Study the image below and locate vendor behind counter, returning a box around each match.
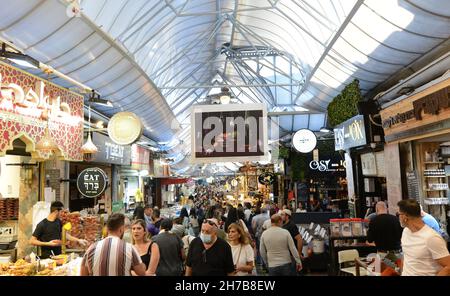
[29,201,87,259]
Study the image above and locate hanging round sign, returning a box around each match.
[77,167,108,198]
[258,172,275,185]
[108,112,143,145]
[231,179,238,187]
[292,129,317,153]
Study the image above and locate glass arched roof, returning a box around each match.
[1,0,450,175]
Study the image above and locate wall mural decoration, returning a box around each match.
[0,62,83,161]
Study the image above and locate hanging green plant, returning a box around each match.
[290,150,307,181]
[279,146,290,159]
[327,79,362,127]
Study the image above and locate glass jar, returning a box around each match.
[351,218,363,236]
[330,219,341,237]
[340,219,352,237]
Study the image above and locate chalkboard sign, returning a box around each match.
[77,167,108,198]
[258,172,275,185]
[406,171,420,200]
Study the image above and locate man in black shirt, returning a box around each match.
[185,218,235,276]
[153,219,185,276]
[367,202,403,253]
[30,201,87,258]
[280,209,303,259]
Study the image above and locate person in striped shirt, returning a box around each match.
[80,213,146,276]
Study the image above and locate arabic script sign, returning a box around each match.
[0,62,83,160]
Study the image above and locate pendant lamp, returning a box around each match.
[35,126,58,153]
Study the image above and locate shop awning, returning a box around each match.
[159,178,188,185]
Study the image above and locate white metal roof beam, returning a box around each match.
[119,2,168,42]
[294,0,365,105]
[150,19,225,79]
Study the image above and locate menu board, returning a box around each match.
[376,152,385,177]
[385,143,402,215]
[406,171,420,201]
[361,153,377,176]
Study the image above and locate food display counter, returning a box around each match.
[0,255,83,276]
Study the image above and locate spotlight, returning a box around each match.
[88,90,113,107]
[1,43,40,69]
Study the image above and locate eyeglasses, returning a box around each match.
[203,220,217,227]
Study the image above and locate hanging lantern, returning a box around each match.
[81,133,98,161]
[35,127,58,154]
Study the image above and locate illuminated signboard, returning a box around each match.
[334,115,367,151]
[191,103,268,163]
[0,62,83,161]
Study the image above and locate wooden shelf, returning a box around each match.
[425,189,448,191]
[424,162,445,164]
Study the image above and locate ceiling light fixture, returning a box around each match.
[81,104,98,161]
[88,90,113,107]
[320,127,331,133]
[219,87,231,104]
[35,126,58,153]
[0,43,40,69]
[95,121,104,129]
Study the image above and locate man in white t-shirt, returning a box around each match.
[397,199,450,276]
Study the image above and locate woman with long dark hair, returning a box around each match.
[225,207,238,232]
[133,206,146,221]
[185,208,198,237]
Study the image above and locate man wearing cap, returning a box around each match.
[185,218,235,276]
[280,209,303,261]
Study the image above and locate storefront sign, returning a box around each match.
[191,103,268,163]
[91,133,131,165]
[292,129,317,153]
[0,62,83,160]
[108,112,143,145]
[334,115,367,151]
[381,79,450,142]
[77,167,108,198]
[131,144,151,172]
[309,159,346,172]
[258,172,275,185]
[382,86,450,129]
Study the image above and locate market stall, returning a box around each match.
[380,72,450,238]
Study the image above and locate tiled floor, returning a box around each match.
[254,263,328,276]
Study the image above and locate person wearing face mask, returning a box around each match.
[80,213,146,276]
[398,199,450,276]
[185,218,235,276]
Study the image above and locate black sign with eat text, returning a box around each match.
[77,167,108,198]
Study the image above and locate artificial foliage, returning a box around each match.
[327,79,363,127]
[278,146,290,159]
[290,150,307,181]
